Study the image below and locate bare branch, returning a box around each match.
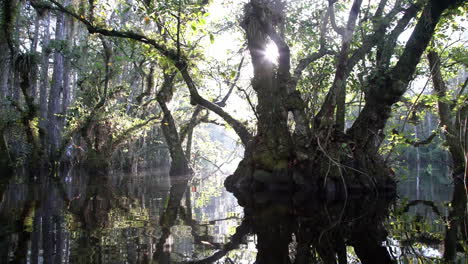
[216,56,245,107]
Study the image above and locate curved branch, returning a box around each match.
[377,2,421,67]
[327,0,345,36]
[402,200,441,216]
[178,65,252,146]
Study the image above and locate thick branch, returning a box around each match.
[249,1,290,81]
[409,131,438,147]
[347,1,418,71]
[184,105,203,162]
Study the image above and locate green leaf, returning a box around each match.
[209,33,215,44]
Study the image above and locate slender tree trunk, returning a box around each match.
[0,50,10,99]
[61,17,75,128]
[40,13,51,129]
[30,14,41,100]
[47,12,65,158]
[427,51,465,174]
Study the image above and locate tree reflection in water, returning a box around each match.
[0,168,466,263]
[230,189,394,264]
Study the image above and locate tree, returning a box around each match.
[227,0,466,201]
[1,0,466,193]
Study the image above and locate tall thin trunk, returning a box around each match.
[12,12,21,103]
[40,13,51,129]
[0,51,10,99]
[30,14,41,100]
[47,12,65,157]
[61,17,75,128]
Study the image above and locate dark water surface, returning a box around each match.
[0,167,466,263]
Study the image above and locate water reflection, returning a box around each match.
[0,168,466,263]
[234,191,394,264]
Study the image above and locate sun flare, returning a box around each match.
[263,41,279,64]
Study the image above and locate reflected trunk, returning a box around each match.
[443,179,468,261]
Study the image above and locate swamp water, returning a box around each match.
[0,166,466,264]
